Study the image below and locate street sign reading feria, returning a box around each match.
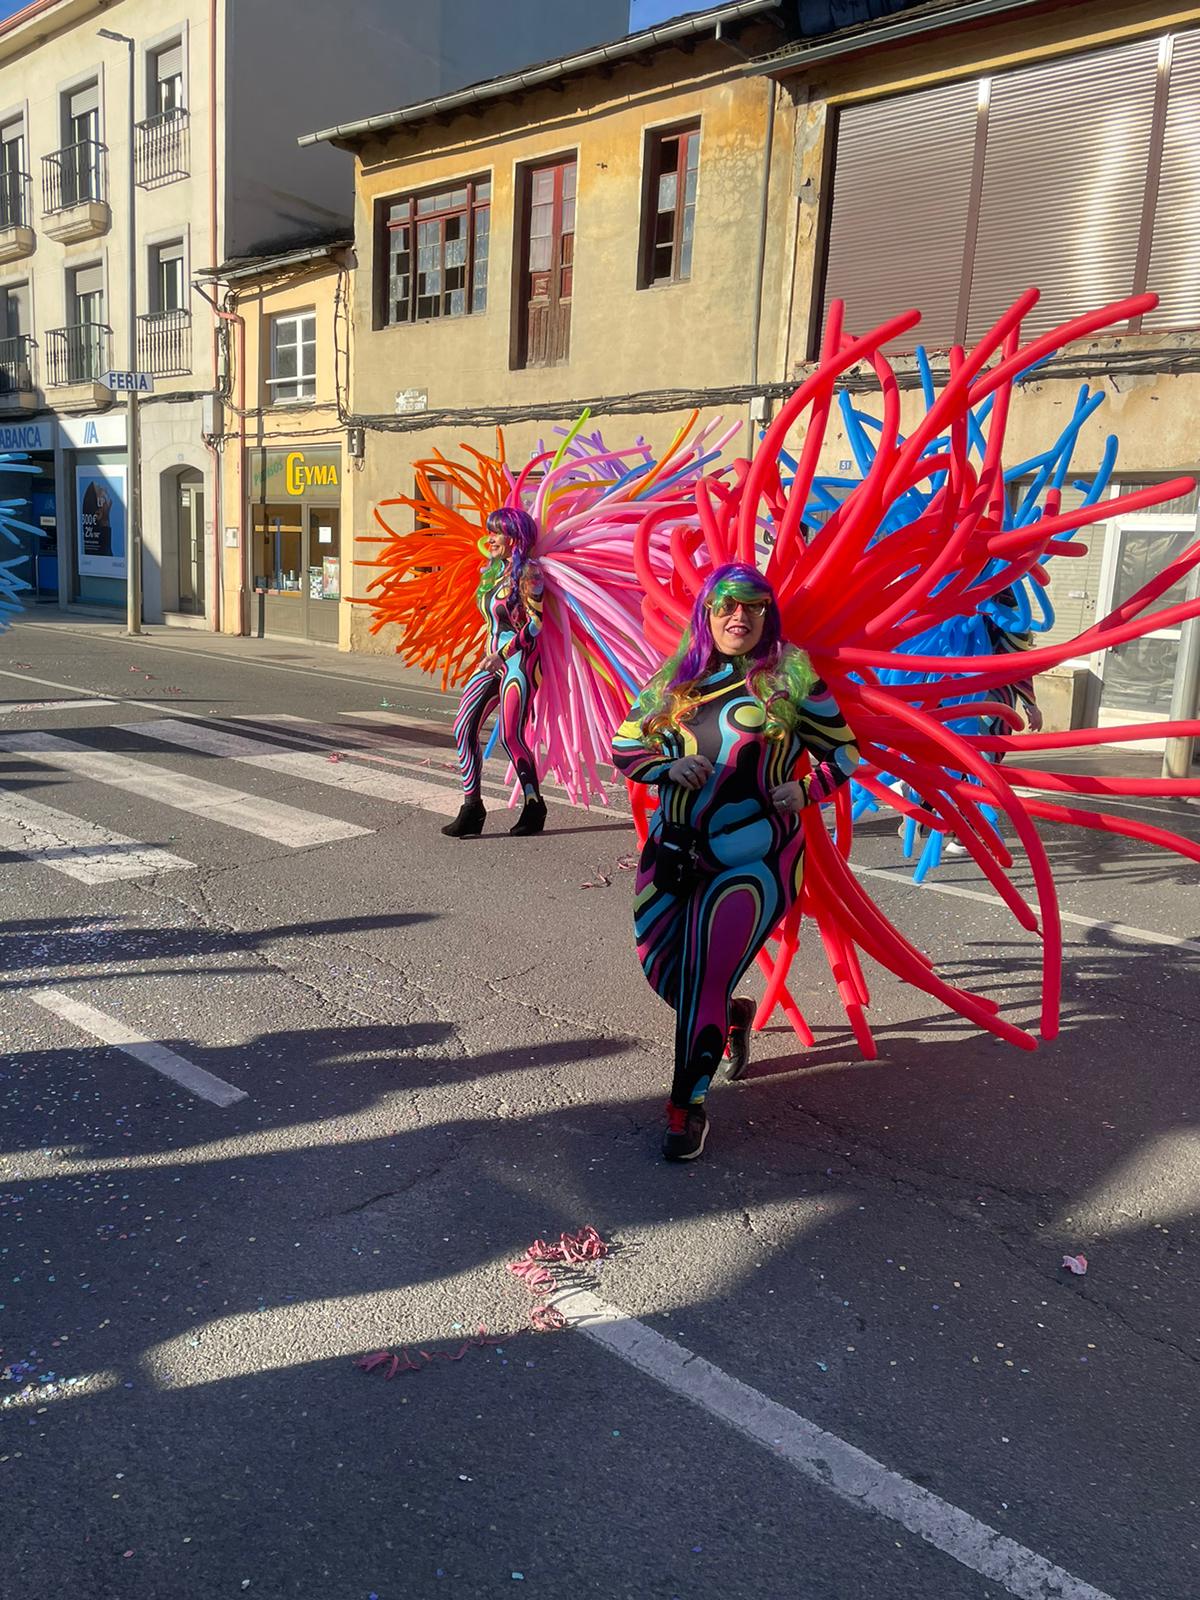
[103,370,155,394]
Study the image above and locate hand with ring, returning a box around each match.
[770,780,806,815]
[667,754,714,791]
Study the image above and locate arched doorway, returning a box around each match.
[175,468,205,615]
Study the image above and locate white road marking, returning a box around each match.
[0,667,118,698]
[0,697,113,716]
[554,1285,1117,1600]
[855,864,1200,956]
[118,717,467,817]
[0,790,193,883]
[30,990,247,1107]
[0,728,369,847]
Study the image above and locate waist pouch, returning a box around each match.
[652,808,775,895]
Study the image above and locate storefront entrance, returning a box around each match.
[248,447,342,644]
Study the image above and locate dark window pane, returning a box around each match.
[652,244,673,282]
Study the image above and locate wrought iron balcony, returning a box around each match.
[42,138,106,212]
[0,168,31,230]
[45,322,111,387]
[138,308,192,376]
[0,333,35,395]
[136,107,189,188]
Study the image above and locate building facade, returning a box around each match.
[309,0,1198,743]
[0,0,629,631]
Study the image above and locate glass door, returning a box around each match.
[177,472,205,615]
[1094,506,1199,729]
[305,507,340,644]
[253,502,305,637]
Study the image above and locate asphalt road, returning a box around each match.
[2,615,1198,1600]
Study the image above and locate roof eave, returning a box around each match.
[746,0,1050,76]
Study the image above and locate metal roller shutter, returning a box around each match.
[966,38,1160,344]
[1143,29,1200,330]
[820,78,979,354]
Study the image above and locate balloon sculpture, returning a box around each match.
[0,452,38,631]
[361,410,740,802]
[632,290,1200,1057]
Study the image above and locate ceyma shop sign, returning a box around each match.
[249,446,341,504]
[0,421,53,452]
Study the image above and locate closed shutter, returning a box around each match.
[69,82,99,120]
[967,38,1159,343]
[155,43,184,82]
[1143,29,1200,330]
[820,78,978,354]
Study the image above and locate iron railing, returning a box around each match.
[138,308,191,376]
[45,322,110,386]
[135,107,189,187]
[42,138,106,213]
[0,334,35,394]
[0,169,31,230]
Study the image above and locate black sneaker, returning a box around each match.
[662,1101,708,1162]
[724,997,756,1080]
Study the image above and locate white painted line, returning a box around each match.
[338,708,455,732]
[0,728,369,848]
[30,990,248,1107]
[555,1286,1116,1600]
[0,790,193,883]
[0,697,113,716]
[854,864,1200,956]
[119,717,466,817]
[0,666,117,698]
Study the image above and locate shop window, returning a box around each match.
[514,156,575,369]
[639,122,699,287]
[268,310,316,402]
[817,28,1200,352]
[378,177,490,327]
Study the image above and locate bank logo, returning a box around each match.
[84,421,99,445]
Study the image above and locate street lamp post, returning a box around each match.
[99,27,142,636]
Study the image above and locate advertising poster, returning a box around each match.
[76,465,127,579]
[322,557,340,600]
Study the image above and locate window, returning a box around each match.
[0,118,26,228]
[0,280,28,341]
[515,157,575,369]
[379,177,490,326]
[151,239,185,312]
[61,81,101,205]
[69,261,103,327]
[66,262,105,382]
[413,473,460,573]
[818,28,1200,352]
[269,311,316,402]
[149,40,185,115]
[640,123,699,286]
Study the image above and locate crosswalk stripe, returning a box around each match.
[117,717,467,817]
[30,990,248,1107]
[0,698,114,717]
[0,790,193,883]
[0,729,369,848]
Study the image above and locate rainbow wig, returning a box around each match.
[640,563,815,743]
[477,505,539,611]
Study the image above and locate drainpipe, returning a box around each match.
[207,0,223,632]
[747,75,777,392]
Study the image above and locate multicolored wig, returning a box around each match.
[640,563,815,743]
[477,505,539,611]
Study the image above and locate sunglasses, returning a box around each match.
[708,596,769,618]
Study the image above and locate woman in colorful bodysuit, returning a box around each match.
[442,507,547,839]
[612,565,859,1161]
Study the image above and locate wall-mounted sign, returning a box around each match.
[61,414,127,450]
[103,369,155,394]
[395,388,427,415]
[0,421,53,452]
[76,464,127,579]
[248,446,341,504]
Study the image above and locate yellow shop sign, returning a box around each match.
[249,446,341,504]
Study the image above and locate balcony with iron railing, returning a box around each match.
[0,169,34,262]
[136,106,189,187]
[138,308,192,376]
[42,139,109,242]
[46,322,111,389]
[0,334,36,406]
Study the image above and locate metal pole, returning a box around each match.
[125,37,142,636]
[1163,504,1200,780]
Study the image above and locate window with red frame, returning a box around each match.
[379,177,490,326]
[640,123,699,287]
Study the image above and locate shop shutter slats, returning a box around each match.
[1143,30,1200,330]
[820,78,978,354]
[967,39,1159,343]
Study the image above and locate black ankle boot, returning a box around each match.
[509,796,547,836]
[442,799,486,838]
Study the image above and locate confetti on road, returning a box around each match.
[1062,1254,1088,1276]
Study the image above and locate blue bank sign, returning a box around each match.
[0,422,53,453]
